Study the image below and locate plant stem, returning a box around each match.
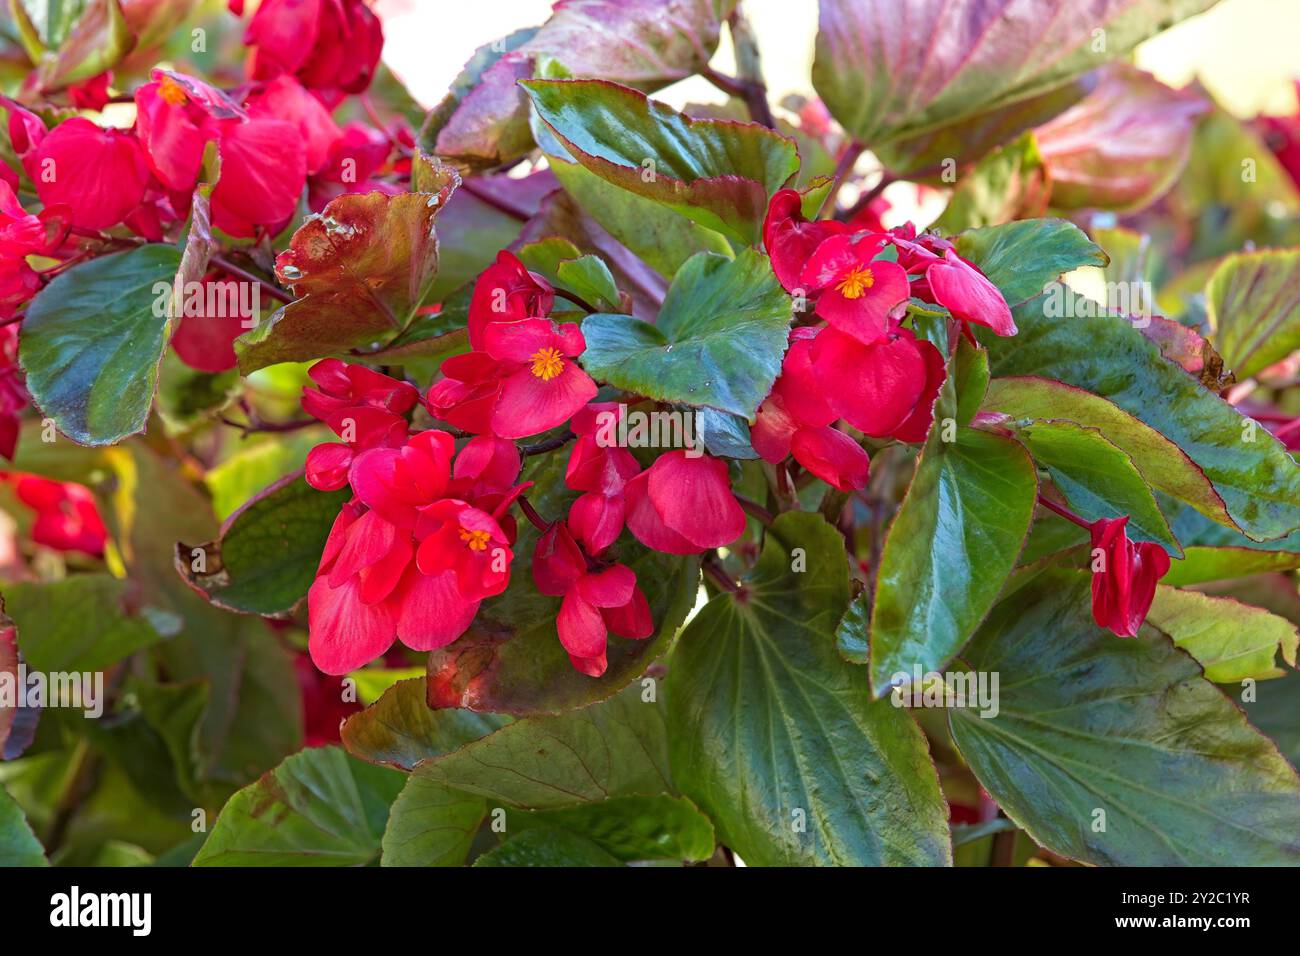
[210,255,294,305]
[819,140,866,218]
[735,494,774,526]
[1036,493,1091,529]
[702,555,742,595]
[516,495,550,532]
[726,5,775,129]
[553,288,598,313]
[521,431,576,457]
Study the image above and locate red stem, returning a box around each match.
[516,495,550,533]
[1036,494,1091,529]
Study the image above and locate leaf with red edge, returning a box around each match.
[422,0,735,172]
[812,0,1218,150]
[522,78,800,246]
[1035,64,1209,212]
[1205,248,1300,381]
[234,153,460,373]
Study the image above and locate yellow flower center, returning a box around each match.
[159,76,188,106]
[529,347,565,381]
[835,265,875,299]
[459,527,491,551]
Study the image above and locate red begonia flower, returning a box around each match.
[451,434,522,496]
[134,74,218,193]
[425,351,508,435]
[414,498,513,601]
[245,75,341,176]
[0,327,26,460]
[752,391,870,492]
[31,118,151,230]
[480,318,597,439]
[1088,515,1171,638]
[301,359,418,490]
[533,522,653,677]
[10,475,107,556]
[209,114,307,236]
[926,250,1017,337]
[468,250,555,349]
[350,428,455,529]
[293,652,362,746]
[799,234,909,344]
[762,188,847,293]
[625,451,745,555]
[565,402,641,552]
[171,278,257,373]
[810,326,945,439]
[245,0,384,96]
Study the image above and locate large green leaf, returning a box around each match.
[667,511,952,866]
[950,569,1300,865]
[176,473,348,616]
[1015,419,1178,552]
[19,244,181,446]
[425,453,698,716]
[340,678,509,772]
[4,574,175,673]
[868,426,1038,696]
[235,154,460,373]
[503,794,715,863]
[580,249,792,420]
[521,78,799,245]
[0,785,46,866]
[982,376,1236,532]
[953,218,1107,307]
[380,777,486,867]
[1205,248,1300,380]
[192,746,405,866]
[981,291,1300,541]
[812,0,1219,149]
[412,683,671,810]
[1144,586,1297,683]
[473,827,622,867]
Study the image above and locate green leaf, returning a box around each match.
[192,746,405,866]
[869,426,1038,696]
[983,376,1235,533]
[380,778,486,867]
[522,78,799,245]
[1015,420,1179,553]
[954,218,1107,307]
[473,827,622,867]
[426,453,698,716]
[1162,547,1300,587]
[667,511,952,866]
[204,429,325,520]
[952,336,989,427]
[580,249,792,419]
[340,678,509,772]
[5,574,174,672]
[932,133,1049,233]
[235,154,460,373]
[982,292,1300,541]
[504,794,715,863]
[950,569,1300,866]
[19,244,181,446]
[413,683,672,810]
[176,474,349,616]
[813,0,1217,149]
[0,785,47,866]
[542,142,732,279]
[1205,248,1300,380]
[1144,586,1297,683]
[1239,670,1300,768]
